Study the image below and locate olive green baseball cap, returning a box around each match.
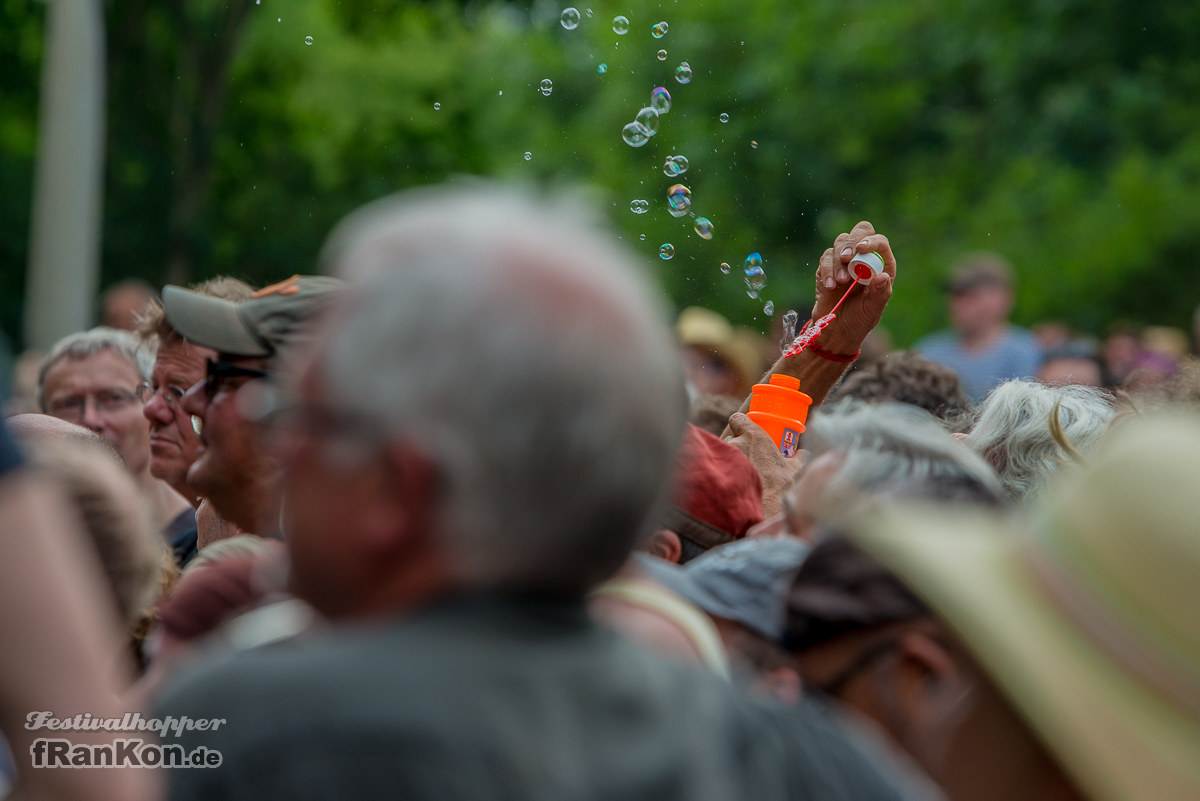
[162,275,343,358]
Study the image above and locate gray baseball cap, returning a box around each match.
[162,275,344,358]
[635,536,810,641]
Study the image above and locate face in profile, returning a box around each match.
[143,339,215,491]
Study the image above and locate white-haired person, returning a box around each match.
[38,327,193,541]
[964,378,1117,503]
[750,399,1005,541]
[154,183,935,801]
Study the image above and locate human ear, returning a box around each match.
[644,529,683,564]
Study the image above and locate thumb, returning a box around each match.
[727,412,750,436]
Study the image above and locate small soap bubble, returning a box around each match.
[649,87,672,114]
[621,121,652,147]
[630,199,649,214]
[744,254,767,295]
[539,79,553,96]
[639,234,646,240]
[433,102,441,110]
[657,49,667,61]
[634,106,660,135]
[763,301,775,316]
[612,15,630,34]
[672,154,688,174]
[597,62,608,74]
[675,61,693,84]
[585,8,593,17]
[524,151,532,161]
[719,262,731,275]
[651,21,669,38]
[667,184,692,217]
[693,217,714,240]
[659,243,675,260]
[719,112,729,123]
[560,7,580,29]
[750,140,758,149]
[663,157,680,177]
[304,35,314,45]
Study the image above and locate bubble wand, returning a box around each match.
[781,252,881,358]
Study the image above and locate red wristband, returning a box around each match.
[808,341,860,363]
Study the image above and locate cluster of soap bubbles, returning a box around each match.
[651,21,669,38]
[743,253,767,299]
[539,79,553,96]
[621,87,672,148]
[666,184,692,218]
[662,154,689,176]
[629,199,650,214]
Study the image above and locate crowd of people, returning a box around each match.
[1,181,1197,801]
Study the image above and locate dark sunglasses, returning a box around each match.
[204,359,269,399]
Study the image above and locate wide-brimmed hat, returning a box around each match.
[162,275,343,358]
[849,414,1200,801]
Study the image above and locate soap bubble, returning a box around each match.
[675,61,693,84]
[629,199,649,214]
[763,301,775,316]
[657,49,667,61]
[651,21,669,38]
[780,310,799,350]
[750,140,758,149]
[639,234,646,240]
[585,8,593,17]
[666,154,689,175]
[744,253,767,296]
[666,184,691,217]
[612,15,630,34]
[659,243,675,260]
[719,112,729,123]
[693,217,714,240]
[719,262,731,275]
[524,152,532,161]
[597,62,608,74]
[560,7,580,29]
[621,122,652,147]
[304,35,314,45]
[649,87,671,114]
[433,102,441,110]
[539,79,553,96]
[634,106,660,135]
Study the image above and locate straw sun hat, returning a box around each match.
[849,414,1200,801]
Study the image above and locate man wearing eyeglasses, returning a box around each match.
[136,277,254,564]
[160,275,343,538]
[37,327,193,543]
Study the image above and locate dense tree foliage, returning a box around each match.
[5,0,1200,348]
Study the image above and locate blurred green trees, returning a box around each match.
[4,0,1200,347]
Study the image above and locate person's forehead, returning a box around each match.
[44,350,141,393]
[153,340,214,381]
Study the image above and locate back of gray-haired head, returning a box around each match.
[316,182,687,596]
[38,327,154,410]
[965,379,1117,502]
[806,400,1003,507]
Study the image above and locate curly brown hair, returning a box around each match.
[836,351,972,432]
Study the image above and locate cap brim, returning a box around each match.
[851,505,1200,801]
[162,286,269,357]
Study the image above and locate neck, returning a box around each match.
[137,470,192,532]
[961,322,1006,350]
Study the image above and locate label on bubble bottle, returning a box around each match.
[780,428,801,458]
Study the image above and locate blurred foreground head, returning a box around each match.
[282,182,686,615]
[845,413,1200,801]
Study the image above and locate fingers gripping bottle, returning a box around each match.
[746,374,813,457]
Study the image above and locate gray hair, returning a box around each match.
[806,400,1004,507]
[315,182,687,595]
[38,327,155,410]
[965,379,1117,502]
